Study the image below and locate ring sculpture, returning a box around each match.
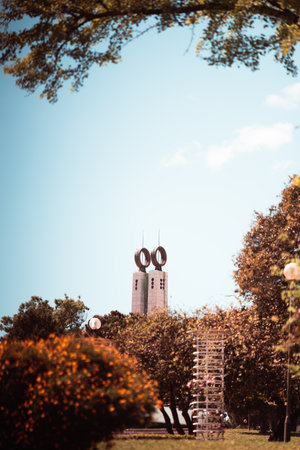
[134,248,151,272]
[135,246,167,271]
[151,246,167,271]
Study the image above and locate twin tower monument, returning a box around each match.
[131,246,168,315]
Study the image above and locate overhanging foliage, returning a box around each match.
[0,1,299,101]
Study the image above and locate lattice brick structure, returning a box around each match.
[189,329,227,440]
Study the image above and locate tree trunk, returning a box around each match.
[291,406,300,431]
[269,417,285,442]
[169,388,185,435]
[160,405,174,434]
[259,416,268,434]
[181,407,193,435]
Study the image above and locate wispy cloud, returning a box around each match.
[265,82,300,109]
[272,160,295,173]
[205,123,294,169]
[163,123,294,171]
[163,148,189,167]
[162,142,202,167]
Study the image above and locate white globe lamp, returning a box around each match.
[283,262,300,281]
[88,317,101,330]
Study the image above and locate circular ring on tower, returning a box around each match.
[135,248,151,272]
[151,246,167,271]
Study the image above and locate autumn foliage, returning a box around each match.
[0,335,159,449]
[0,1,299,101]
[94,304,300,433]
[192,304,300,430]
[234,175,300,319]
[117,311,194,435]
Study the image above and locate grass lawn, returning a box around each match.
[97,429,300,449]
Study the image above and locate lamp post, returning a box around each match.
[283,262,300,443]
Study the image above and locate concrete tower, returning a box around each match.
[147,246,168,314]
[131,248,150,314]
[132,245,168,315]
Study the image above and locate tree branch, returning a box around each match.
[60,2,299,27]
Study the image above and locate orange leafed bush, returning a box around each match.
[0,335,159,449]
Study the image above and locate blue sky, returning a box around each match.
[0,25,299,321]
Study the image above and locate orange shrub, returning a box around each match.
[0,335,159,449]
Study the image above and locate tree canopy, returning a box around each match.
[281,277,300,380]
[1,1,300,101]
[117,311,194,434]
[82,302,300,434]
[193,304,300,432]
[97,307,299,434]
[234,175,300,319]
[0,295,89,340]
[86,310,134,340]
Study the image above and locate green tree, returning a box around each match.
[1,1,299,102]
[117,311,194,435]
[234,175,300,319]
[0,295,89,340]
